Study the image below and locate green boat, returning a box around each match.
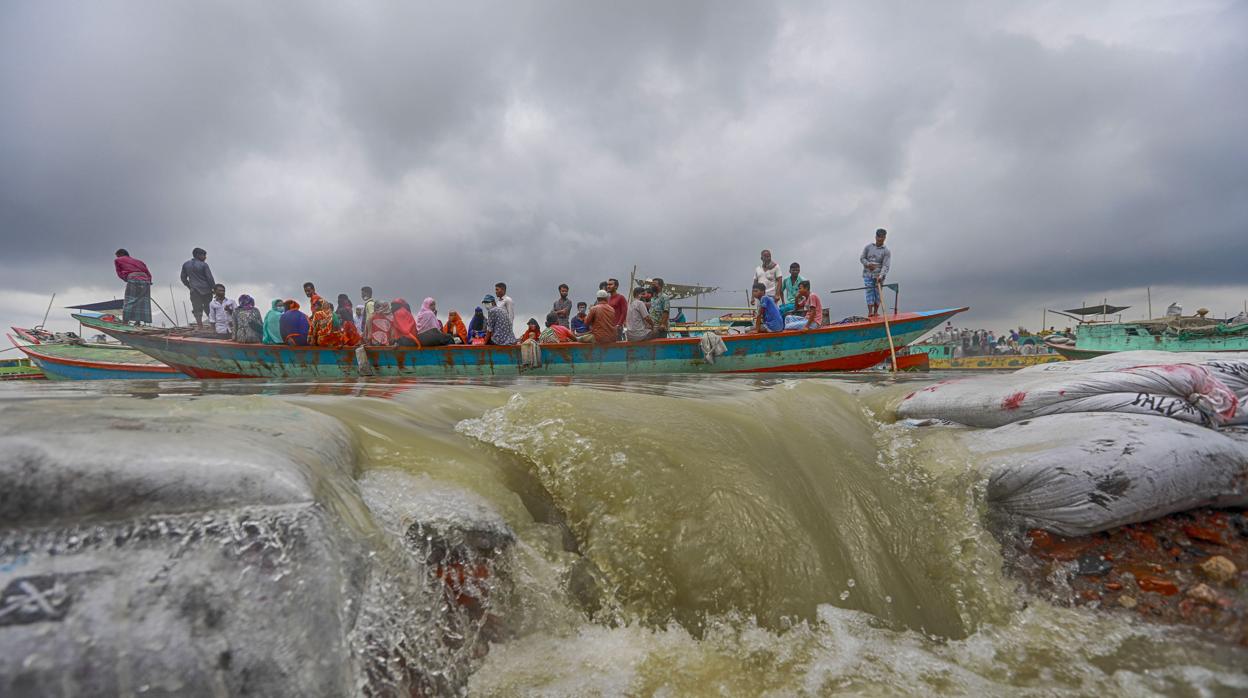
[1044,314,1248,359]
[0,356,45,381]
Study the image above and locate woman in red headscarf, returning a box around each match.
[391,298,421,347]
[309,299,344,348]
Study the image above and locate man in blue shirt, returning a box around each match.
[751,283,784,333]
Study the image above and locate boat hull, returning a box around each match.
[9,334,183,381]
[78,309,968,379]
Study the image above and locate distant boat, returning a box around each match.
[77,307,968,379]
[8,330,183,381]
[908,342,1064,370]
[0,356,45,381]
[1043,312,1248,359]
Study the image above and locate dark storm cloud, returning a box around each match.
[1,0,1245,332]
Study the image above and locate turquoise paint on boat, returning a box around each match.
[1046,319,1248,359]
[77,309,968,379]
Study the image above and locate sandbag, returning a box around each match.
[970,413,1248,537]
[896,363,1240,428]
[1017,350,1248,396]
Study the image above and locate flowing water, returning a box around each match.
[2,375,1245,696]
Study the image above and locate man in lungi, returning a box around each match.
[859,228,890,317]
[114,248,153,325]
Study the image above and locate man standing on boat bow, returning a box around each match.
[860,228,890,317]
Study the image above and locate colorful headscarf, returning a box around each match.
[238,294,255,309]
[468,306,486,335]
[391,298,419,343]
[285,299,300,311]
[416,297,439,334]
[445,311,467,344]
[309,300,339,347]
[263,299,284,344]
[337,294,354,326]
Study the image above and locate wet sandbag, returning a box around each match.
[896,363,1239,428]
[1017,350,1248,397]
[0,397,374,697]
[971,413,1248,537]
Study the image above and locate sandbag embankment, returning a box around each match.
[0,397,374,697]
[966,413,1248,536]
[891,353,1248,537]
[897,355,1245,428]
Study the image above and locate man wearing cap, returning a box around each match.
[481,295,516,346]
[583,290,617,344]
[860,228,890,317]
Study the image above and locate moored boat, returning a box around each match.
[909,343,1064,370]
[1044,314,1248,359]
[0,356,45,381]
[8,333,184,381]
[78,308,968,379]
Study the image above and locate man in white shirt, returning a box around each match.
[625,286,655,341]
[494,282,515,323]
[752,249,783,306]
[206,284,237,337]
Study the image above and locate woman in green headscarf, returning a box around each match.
[263,298,285,344]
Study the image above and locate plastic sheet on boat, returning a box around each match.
[970,413,1248,537]
[896,362,1240,428]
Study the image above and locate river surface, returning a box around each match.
[2,374,1245,696]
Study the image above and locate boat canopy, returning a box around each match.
[1063,304,1129,315]
[65,299,124,311]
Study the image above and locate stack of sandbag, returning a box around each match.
[965,413,1248,536]
[897,354,1245,428]
[893,352,1248,536]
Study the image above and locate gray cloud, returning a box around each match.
[2,0,1245,334]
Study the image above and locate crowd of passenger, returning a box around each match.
[112,242,847,349]
[927,323,1067,357]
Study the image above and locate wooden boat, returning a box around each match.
[77,307,968,379]
[7,333,184,381]
[0,356,45,381]
[908,342,1064,370]
[1043,315,1248,360]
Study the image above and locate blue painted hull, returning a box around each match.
[27,357,175,381]
[78,308,968,379]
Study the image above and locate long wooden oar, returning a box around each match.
[878,278,897,372]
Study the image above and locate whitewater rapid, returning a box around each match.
[1,376,1244,696]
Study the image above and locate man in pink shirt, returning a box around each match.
[797,280,822,329]
[605,278,629,340]
[114,248,153,325]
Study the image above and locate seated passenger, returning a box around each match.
[581,291,617,344]
[280,300,310,346]
[392,298,421,347]
[366,301,394,346]
[415,297,455,346]
[263,298,285,344]
[482,296,517,346]
[570,302,590,334]
[232,295,264,344]
[519,317,542,343]
[336,296,361,347]
[468,303,489,344]
[625,286,655,341]
[798,280,822,329]
[750,282,784,333]
[309,299,344,347]
[539,312,576,343]
[445,310,468,344]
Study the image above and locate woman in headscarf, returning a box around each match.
[263,298,285,344]
[309,299,343,347]
[337,294,361,347]
[467,306,488,344]
[232,295,264,344]
[280,300,310,346]
[415,297,454,346]
[519,318,542,343]
[445,310,468,345]
[391,298,421,347]
[366,301,394,346]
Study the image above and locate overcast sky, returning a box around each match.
[2,0,1245,337]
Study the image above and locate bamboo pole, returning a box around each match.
[879,279,897,372]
